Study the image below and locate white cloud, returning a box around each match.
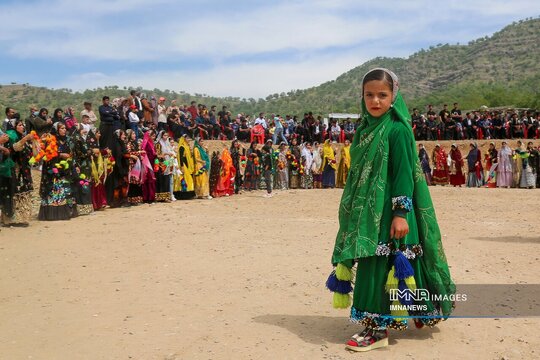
[2,0,414,60]
[2,0,539,98]
[56,50,372,98]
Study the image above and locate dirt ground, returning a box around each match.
[1,184,539,360]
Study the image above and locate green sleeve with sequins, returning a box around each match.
[389,121,414,218]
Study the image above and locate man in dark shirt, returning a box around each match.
[217,106,228,121]
[261,145,273,197]
[343,118,355,141]
[426,114,437,141]
[98,96,120,149]
[439,104,450,123]
[426,104,436,118]
[221,114,234,140]
[463,112,477,139]
[237,117,251,142]
[451,103,462,122]
[411,108,423,140]
[491,112,503,139]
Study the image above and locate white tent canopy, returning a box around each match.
[328,113,360,119]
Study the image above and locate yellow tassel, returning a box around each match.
[385,266,398,293]
[404,275,417,291]
[335,263,353,281]
[390,300,408,321]
[333,292,351,309]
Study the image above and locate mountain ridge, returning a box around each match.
[1,16,539,116]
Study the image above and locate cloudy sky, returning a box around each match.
[1,0,538,98]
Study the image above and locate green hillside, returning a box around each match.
[1,17,539,117]
[259,16,540,114]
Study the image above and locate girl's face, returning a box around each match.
[162,133,169,141]
[363,80,393,118]
[344,139,350,146]
[150,132,156,141]
[120,132,126,141]
[58,125,66,136]
[130,132,136,141]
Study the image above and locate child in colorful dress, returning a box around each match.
[328,68,455,352]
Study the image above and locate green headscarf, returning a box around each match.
[194,139,210,167]
[0,130,16,177]
[332,68,455,316]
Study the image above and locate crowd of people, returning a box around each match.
[418,140,539,189]
[0,97,355,227]
[411,103,540,141]
[1,93,538,228]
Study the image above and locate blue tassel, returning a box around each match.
[326,271,352,294]
[398,280,413,306]
[393,251,414,280]
[326,272,339,292]
[336,280,352,294]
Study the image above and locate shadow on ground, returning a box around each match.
[253,314,440,345]
[474,236,540,244]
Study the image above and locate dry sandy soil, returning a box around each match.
[1,183,539,359]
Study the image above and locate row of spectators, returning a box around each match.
[4,95,539,145]
[412,103,540,141]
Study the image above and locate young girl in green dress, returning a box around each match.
[327,68,455,352]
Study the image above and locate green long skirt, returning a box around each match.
[350,251,446,330]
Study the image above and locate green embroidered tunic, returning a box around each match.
[331,83,455,330]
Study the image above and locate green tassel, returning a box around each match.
[335,263,353,281]
[385,266,399,293]
[332,292,351,309]
[390,300,408,320]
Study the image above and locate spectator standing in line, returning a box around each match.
[272,116,287,145]
[80,102,98,130]
[157,97,168,132]
[98,96,120,150]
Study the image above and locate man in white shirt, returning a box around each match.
[254,112,267,129]
[331,122,341,142]
[128,104,141,139]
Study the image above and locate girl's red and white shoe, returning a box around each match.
[346,329,388,352]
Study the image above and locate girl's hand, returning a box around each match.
[60,153,70,159]
[390,216,409,239]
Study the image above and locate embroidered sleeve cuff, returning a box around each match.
[392,196,413,213]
